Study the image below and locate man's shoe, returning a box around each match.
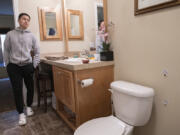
[26,107,34,117]
[19,113,26,126]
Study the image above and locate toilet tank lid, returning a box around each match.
[110,81,154,98]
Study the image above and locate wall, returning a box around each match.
[18,0,99,53]
[65,0,97,51]
[18,0,65,54]
[18,0,105,53]
[108,0,180,135]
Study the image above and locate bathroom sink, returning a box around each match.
[65,58,84,62]
[45,56,68,61]
[63,58,100,64]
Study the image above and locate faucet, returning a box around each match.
[80,49,90,58]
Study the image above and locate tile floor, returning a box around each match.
[0,107,73,135]
[0,78,15,113]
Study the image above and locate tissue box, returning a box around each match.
[100,51,114,61]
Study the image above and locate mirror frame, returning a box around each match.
[66,9,84,40]
[38,7,63,40]
[103,0,108,32]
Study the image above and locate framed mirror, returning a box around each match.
[38,7,63,40]
[66,9,84,40]
[62,0,107,51]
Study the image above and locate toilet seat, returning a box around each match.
[74,116,133,135]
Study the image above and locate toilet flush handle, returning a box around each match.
[108,89,113,93]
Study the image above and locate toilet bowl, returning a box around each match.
[74,81,154,135]
[74,116,134,135]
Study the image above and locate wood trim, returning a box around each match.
[66,9,84,40]
[41,8,63,40]
[57,110,76,131]
[37,7,44,41]
[56,101,76,130]
[79,11,84,40]
[56,8,63,40]
[41,9,48,39]
[73,71,81,126]
[61,0,69,52]
[135,0,180,15]
[38,7,63,40]
[53,66,75,112]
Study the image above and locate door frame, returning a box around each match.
[94,1,104,31]
[12,0,19,27]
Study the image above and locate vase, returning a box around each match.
[100,51,114,61]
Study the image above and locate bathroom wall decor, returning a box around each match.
[135,0,180,15]
[66,9,84,40]
[38,7,63,40]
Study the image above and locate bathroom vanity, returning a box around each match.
[41,57,114,130]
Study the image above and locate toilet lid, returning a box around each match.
[74,116,128,135]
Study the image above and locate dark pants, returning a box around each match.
[7,63,34,114]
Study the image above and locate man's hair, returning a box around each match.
[18,13,31,20]
[98,20,104,28]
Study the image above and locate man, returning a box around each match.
[3,13,40,126]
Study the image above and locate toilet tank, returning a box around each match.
[110,81,154,126]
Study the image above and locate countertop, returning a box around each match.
[41,57,114,71]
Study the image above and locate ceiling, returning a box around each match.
[0,0,14,15]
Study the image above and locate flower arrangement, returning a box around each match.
[97,26,111,52]
[97,21,113,61]
[102,39,110,52]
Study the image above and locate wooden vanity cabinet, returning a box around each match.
[52,65,114,130]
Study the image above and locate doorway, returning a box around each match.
[0,0,15,113]
[95,1,104,30]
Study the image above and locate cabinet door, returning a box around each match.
[75,66,113,125]
[53,66,75,112]
[53,67,64,101]
[53,66,61,100]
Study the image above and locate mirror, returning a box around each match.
[45,12,57,36]
[67,9,84,40]
[38,7,63,40]
[64,0,107,51]
[70,15,80,36]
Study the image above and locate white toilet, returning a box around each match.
[74,81,154,135]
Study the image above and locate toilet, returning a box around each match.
[74,81,154,135]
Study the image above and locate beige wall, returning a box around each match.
[96,0,103,3]
[108,0,180,135]
[18,0,98,53]
[65,0,97,51]
[18,0,65,54]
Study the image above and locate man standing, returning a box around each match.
[3,13,40,126]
